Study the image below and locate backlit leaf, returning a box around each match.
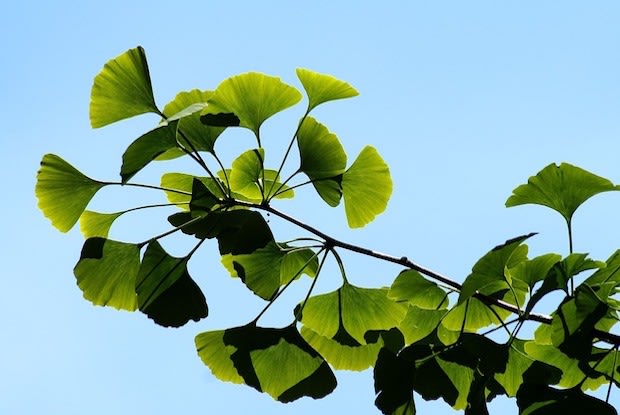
[516,384,617,415]
[374,348,415,415]
[36,154,106,232]
[90,46,158,128]
[459,234,533,303]
[201,72,302,135]
[297,117,347,179]
[160,173,225,209]
[79,210,123,238]
[398,306,445,345]
[135,241,207,327]
[196,324,336,402]
[73,238,140,311]
[296,68,359,111]
[342,146,392,228]
[162,89,225,155]
[120,122,178,183]
[389,269,449,309]
[506,163,617,224]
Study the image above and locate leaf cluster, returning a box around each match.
[36,47,620,414]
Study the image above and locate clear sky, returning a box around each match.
[3,1,620,414]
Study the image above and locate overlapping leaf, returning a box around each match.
[135,241,207,327]
[90,46,159,128]
[221,242,317,300]
[296,68,359,111]
[195,324,336,402]
[162,89,225,156]
[228,149,293,201]
[296,283,406,370]
[201,72,302,135]
[342,146,392,228]
[73,238,140,310]
[36,154,106,232]
[389,269,448,309]
[160,173,226,209]
[516,384,617,415]
[79,210,124,238]
[506,163,617,224]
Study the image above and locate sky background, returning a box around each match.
[3,1,620,414]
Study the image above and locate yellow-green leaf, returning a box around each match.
[201,72,302,136]
[36,154,106,232]
[296,68,359,111]
[89,46,159,128]
[342,146,392,228]
[79,210,123,238]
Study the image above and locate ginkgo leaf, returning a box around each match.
[296,68,359,111]
[342,146,392,228]
[373,348,416,415]
[36,154,107,232]
[73,238,140,311]
[162,89,224,156]
[508,253,562,290]
[388,269,449,310]
[196,324,337,402]
[506,163,617,224]
[221,242,317,300]
[201,72,302,136]
[160,173,225,209]
[120,122,178,183]
[298,283,407,346]
[79,210,123,238]
[90,46,159,128]
[227,149,294,201]
[459,234,533,304]
[398,306,446,345]
[135,241,207,327]
[296,116,347,206]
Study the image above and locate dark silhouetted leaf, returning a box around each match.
[135,241,207,327]
[516,384,617,415]
[374,348,415,415]
[120,122,178,183]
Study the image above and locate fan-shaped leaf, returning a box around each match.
[201,72,302,135]
[297,117,347,179]
[197,324,337,402]
[374,348,416,415]
[36,154,106,232]
[135,241,207,327]
[160,173,225,209]
[342,146,392,228]
[73,238,140,311]
[459,234,533,303]
[296,68,359,111]
[90,46,158,128]
[508,253,562,290]
[506,163,617,224]
[389,269,448,309]
[162,89,224,156]
[79,210,123,238]
[399,306,446,345]
[120,122,178,183]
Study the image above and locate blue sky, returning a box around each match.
[3,1,620,414]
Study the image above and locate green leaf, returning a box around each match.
[508,253,562,290]
[36,154,106,232]
[201,72,302,135]
[120,122,178,183]
[297,117,347,178]
[506,163,617,224]
[516,384,617,415]
[342,146,392,228]
[494,339,562,397]
[398,306,446,345]
[227,149,294,201]
[89,46,159,128]
[459,233,533,304]
[296,68,359,111]
[73,238,140,311]
[160,173,225,209]
[135,241,207,327]
[79,210,123,238]
[162,89,225,155]
[197,324,337,402]
[389,269,449,309]
[300,326,385,371]
[585,249,620,287]
[297,283,406,370]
